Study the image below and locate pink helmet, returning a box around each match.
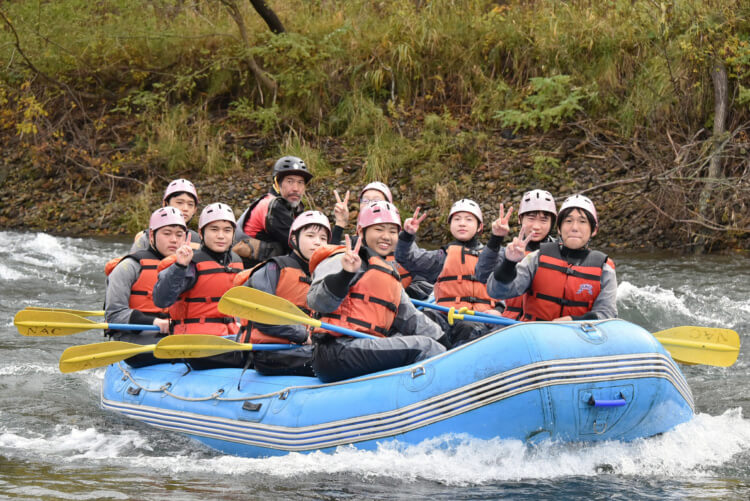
[198,203,236,229]
[449,199,483,225]
[288,210,332,246]
[558,194,598,229]
[357,201,402,231]
[359,182,393,204]
[519,189,557,217]
[149,207,187,232]
[163,178,198,203]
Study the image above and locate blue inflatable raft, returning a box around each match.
[101,319,694,457]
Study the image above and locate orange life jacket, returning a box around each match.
[384,254,413,289]
[246,255,312,344]
[167,249,243,335]
[105,249,167,316]
[522,242,613,321]
[433,243,497,312]
[312,246,402,338]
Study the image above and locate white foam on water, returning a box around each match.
[12,408,739,485]
[0,262,24,281]
[0,426,150,459]
[0,363,60,376]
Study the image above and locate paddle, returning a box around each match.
[412,300,740,367]
[59,341,156,373]
[14,310,161,337]
[154,334,295,359]
[24,306,105,317]
[218,287,378,340]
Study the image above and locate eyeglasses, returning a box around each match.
[360,198,385,205]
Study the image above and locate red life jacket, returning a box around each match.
[313,246,402,338]
[433,243,497,312]
[246,255,312,344]
[105,249,167,316]
[501,249,532,320]
[385,254,413,289]
[167,249,244,335]
[522,242,613,321]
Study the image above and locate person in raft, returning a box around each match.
[329,182,434,300]
[307,201,446,383]
[131,178,201,253]
[235,210,332,376]
[104,207,187,366]
[394,198,502,347]
[233,156,312,268]
[475,189,558,321]
[153,203,244,336]
[486,194,617,321]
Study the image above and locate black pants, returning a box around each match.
[312,334,445,383]
[253,345,315,377]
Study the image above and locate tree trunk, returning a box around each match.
[219,0,277,104]
[248,0,285,34]
[695,58,728,251]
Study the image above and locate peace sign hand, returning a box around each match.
[333,189,350,228]
[341,234,362,272]
[403,207,427,235]
[175,243,194,267]
[491,203,513,237]
[504,231,532,262]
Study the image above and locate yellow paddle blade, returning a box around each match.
[25,306,104,317]
[653,326,740,367]
[14,310,104,336]
[218,287,319,327]
[154,335,254,359]
[59,341,155,373]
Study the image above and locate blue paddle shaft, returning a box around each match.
[107,323,161,332]
[252,344,298,351]
[410,299,517,327]
[318,321,378,340]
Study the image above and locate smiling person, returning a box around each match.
[233,156,312,268]
[235,210,332,376]
[486,194,617,321]
[131,179,201,253]
[153,203,243,337]
[475,189,558,321]
[394,198,500,346]
[104,207,188,365]
[307,201,445,383]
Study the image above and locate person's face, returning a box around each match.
[360,223,399,257]
[559,208,595,250]
[293,226,329,261]
[151,225,187,256]
[449,212,480,241]
[278,175,306,207]
[166,193,197,222]
[520,211,553,242]
[200,221,235,252]
[359,189,387,209]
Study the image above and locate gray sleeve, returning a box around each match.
[475,245,506,283]
[129,232,149,253]
[394,234,445,282]
[307,254,353,313]
[391,290,444,341]
[152,263,196,308]
[485,251,538,300]
[247,262,308,344]
[105,259,142,325]
[590,262,618,319]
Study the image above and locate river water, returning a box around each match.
[1,231,748,500]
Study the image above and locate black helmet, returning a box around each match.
[272,156,313,183]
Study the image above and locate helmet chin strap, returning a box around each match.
[273,176,281,194]
[289,233,309,262]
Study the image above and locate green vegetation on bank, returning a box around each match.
[1,0,749,249]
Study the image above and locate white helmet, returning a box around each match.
[359,182,393,203]
[448,199,483,226]
[558,194,598,229]
[289,210,331,246]
[198,203,236,229]
[519,189,557,216]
